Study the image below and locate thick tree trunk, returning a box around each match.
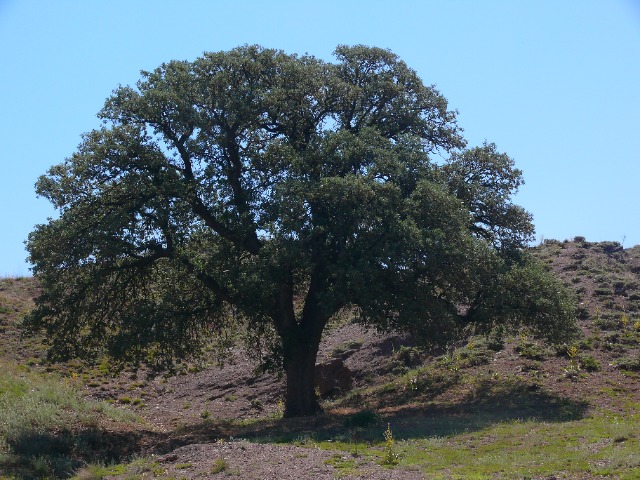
[282,333,322,417]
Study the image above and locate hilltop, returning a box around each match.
[1,238,639,479]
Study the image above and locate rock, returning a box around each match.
[314,358,353,397]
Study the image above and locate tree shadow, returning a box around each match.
[166,377,589,446]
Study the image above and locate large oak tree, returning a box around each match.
[26,45,575,417]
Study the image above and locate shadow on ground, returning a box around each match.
[0,379,589,479]
[162,378,589,448]
[1,427,155,480]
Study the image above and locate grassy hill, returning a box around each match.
[1,238,639,479]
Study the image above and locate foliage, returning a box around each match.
[26,44,576,416]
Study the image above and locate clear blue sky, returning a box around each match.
[1,0,639,276]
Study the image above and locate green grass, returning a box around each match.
[0,360,139,479]
[304,409,640,479]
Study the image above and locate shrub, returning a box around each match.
[578,354,601,372]
[515,339,548,360]
[615,357,640,372]
[344,409,381,428]
[395,346,422,367]
[456,341,493,368]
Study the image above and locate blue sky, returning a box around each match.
[1,0,639,276]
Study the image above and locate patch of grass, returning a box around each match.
[211,457,227,474]
[324,453,361,477]
[73,457,158,480]
[331,339,364,358]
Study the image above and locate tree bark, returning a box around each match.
[282,312,325,417]
[282,327,323,417]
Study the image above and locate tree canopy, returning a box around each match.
[26,45,576,416]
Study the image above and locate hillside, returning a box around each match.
[1,238,640,479]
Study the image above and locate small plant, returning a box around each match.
[275,399,285,418]
[382,423,399,466]
[211,457,227,474]
[437,351,460,372]
[563,345,581,381]
[594,306,602,322]
[406,376,419,391]
[634,320,640,332]
[201,409,211,419]
[621,313,629,329]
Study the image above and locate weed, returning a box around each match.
[268,399,285,420]
[563,346,581,380]
[381,424,399,466]
[201,409,211,419]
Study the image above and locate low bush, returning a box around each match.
[515,339,549,360]
[578,354,601,372]
[615,356,640,372]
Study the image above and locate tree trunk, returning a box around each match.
[282,333,322,417]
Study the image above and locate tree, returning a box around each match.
[26,45,576,417]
